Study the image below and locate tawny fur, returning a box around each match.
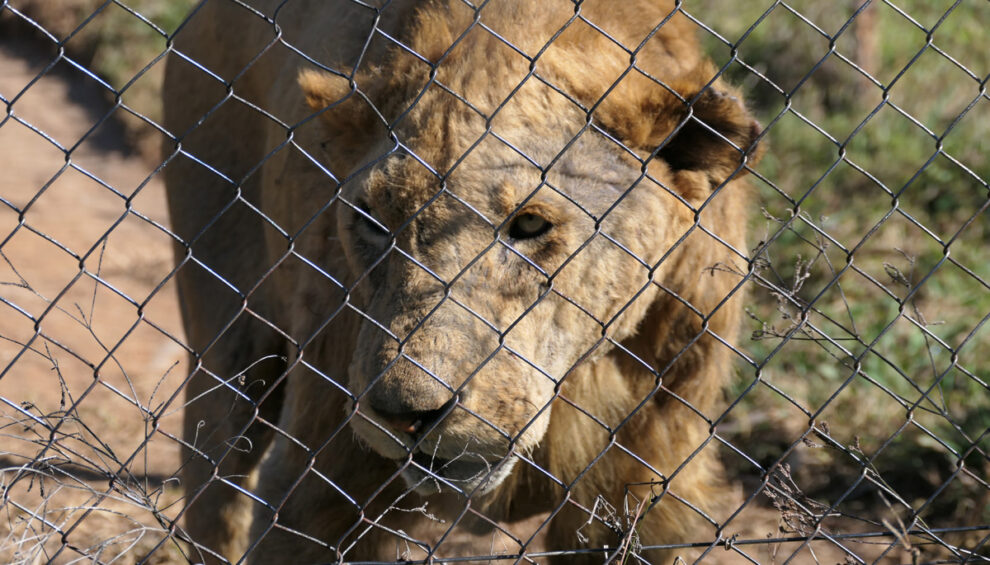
[163,1,761,563]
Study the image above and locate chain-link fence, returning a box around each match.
[1,0,987,563]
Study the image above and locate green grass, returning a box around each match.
[689,0,989,551]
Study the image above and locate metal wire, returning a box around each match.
[0,0,987,564]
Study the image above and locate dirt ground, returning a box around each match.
[0,31,918,565]
[0,35,187,564]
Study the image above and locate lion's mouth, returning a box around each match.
[400,450,516,495]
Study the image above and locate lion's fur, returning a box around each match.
[163,1,761,563]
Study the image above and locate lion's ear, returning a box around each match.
[597,70,763,188]
[299,69,349,114]
[655,86,763,184]
[298,69,387,175]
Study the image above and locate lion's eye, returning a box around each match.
[508,213,552,240]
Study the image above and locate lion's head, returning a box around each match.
[297,3,760,495]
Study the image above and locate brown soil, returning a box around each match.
[0,35,187,564]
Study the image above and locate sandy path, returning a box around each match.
[0,36,187,564]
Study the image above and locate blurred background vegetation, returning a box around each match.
[2,0,987,559]
[689,0,989,556]
[1,0,194,156]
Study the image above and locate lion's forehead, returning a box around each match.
[362,128,645,229]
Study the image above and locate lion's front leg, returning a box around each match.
[179,315,286,564]
[246,430,447,564]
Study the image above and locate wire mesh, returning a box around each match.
[0,0,987,564]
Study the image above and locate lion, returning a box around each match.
[163,0,761,563]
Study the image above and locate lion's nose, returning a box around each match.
[373,404,451,436]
